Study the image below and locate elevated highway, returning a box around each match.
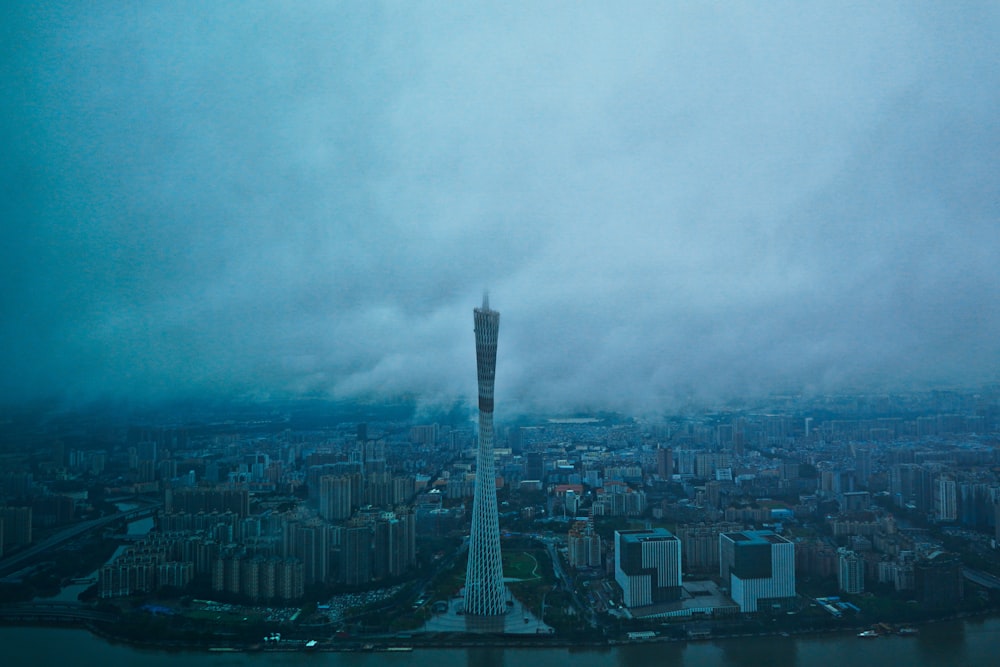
[0,503,161,576]
[963,567,1000,590]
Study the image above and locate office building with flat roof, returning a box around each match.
[615,528,682,608]
[720,530,795,613]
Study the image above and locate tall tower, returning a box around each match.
[464,293,507,616]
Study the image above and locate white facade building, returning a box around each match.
[615,528,682,608]
[936,476,958,522]
[720,530,795,613]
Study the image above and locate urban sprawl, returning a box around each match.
[2,389,1000,646]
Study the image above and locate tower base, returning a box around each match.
[419,588,553,635]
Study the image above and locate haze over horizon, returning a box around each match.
[2,3,998,416]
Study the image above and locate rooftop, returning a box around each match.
[617,528,679,543]
[724,530,791,545]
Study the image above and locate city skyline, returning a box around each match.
[2,361,999,644]
[2,3,999,416]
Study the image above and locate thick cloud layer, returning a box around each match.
[2,2,998,413]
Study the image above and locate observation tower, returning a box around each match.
[464,293,506,617]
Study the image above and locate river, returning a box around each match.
[3,617,1000,667]
[46,504,153,603]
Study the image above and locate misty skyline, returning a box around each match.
[2,2,998,415]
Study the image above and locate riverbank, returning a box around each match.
[4,603,999,654]
[4,619,999,667]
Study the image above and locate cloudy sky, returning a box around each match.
[2,2,998,414]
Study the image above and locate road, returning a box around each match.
[0,601,118,624]
[538,535,596,627]
[963,566,1000,590]
[0,502,161,576]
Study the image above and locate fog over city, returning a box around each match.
[2,2,998,414]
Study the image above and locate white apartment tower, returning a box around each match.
[936,475,958,522]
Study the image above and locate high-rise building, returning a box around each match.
[614,528,682,608]
[288,520,330,586]
[890,463,932,512]
[339,524,372,587]
[372,510,416,580]
[720,530,796,613]
[319,475,353,521]
[567,520,602,569]
[675,522,744,573]
[935,475,958,522]
[838,547,864,594]
[656,446,673,479]
[0,506,32,551]
[854,446,873,487]
[916,551,963,607]
[464,295,507,617]
[524,452,544,481]
[165,486,250,518]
